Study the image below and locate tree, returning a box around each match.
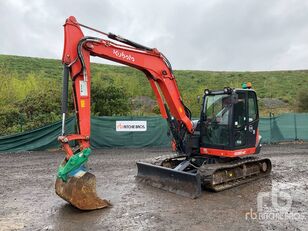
[0,106,20,135]
[91,84,131,116]
[297,89,308,112]
[17,88,62,130]
[0,88,62,135]
[20,89,61,118]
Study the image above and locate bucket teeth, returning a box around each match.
[55,172,111,210]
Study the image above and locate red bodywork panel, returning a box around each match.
[200,147,256,157]
[200,129,260,158]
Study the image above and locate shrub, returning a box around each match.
[91,84,131,116]
[297,90,308,112]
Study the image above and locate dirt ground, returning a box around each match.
[0,144,307,231]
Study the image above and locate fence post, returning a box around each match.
[293,113,298,141]
[269,112,272,144]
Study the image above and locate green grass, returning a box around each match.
[1,54,307,117]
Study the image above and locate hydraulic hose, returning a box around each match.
[61,65,69,135]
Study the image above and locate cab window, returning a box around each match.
[248,92,257,122]
[233,93,246,128]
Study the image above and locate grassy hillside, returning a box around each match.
[0,54,307,134]
[1,54,307,111]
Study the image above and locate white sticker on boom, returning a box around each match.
[80,80,88,96]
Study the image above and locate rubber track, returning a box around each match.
[199,157,272,192]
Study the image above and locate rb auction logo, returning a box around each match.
[245,190,305,221]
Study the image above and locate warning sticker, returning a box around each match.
[80,99,85,108]
[80,80,88,96]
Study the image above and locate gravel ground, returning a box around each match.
[0,144,307,231]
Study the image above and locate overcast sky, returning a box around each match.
[1,0,308,71]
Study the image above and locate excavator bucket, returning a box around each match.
[55,172,111,210]
[136,162,202,199]
[55,158,111,210]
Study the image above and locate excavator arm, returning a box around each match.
[59,16,193,158]
[55,16,195,210]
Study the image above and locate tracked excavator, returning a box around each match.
[55,16,272,210]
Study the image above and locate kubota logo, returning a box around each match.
[113,49,135,62]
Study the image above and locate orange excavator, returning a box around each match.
[55,16,271,210]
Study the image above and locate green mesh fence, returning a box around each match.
[90,116,170,148]
[0,113,307,152]
[0,117,76,152]
[259,113,308,143]
[0,116,171,152]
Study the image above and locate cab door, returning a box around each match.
[231,91,247,148]
[246,91,259,147]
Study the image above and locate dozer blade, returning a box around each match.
[136,162,202,199]
[55,172,111,210]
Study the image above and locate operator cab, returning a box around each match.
[199,85,260,157]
